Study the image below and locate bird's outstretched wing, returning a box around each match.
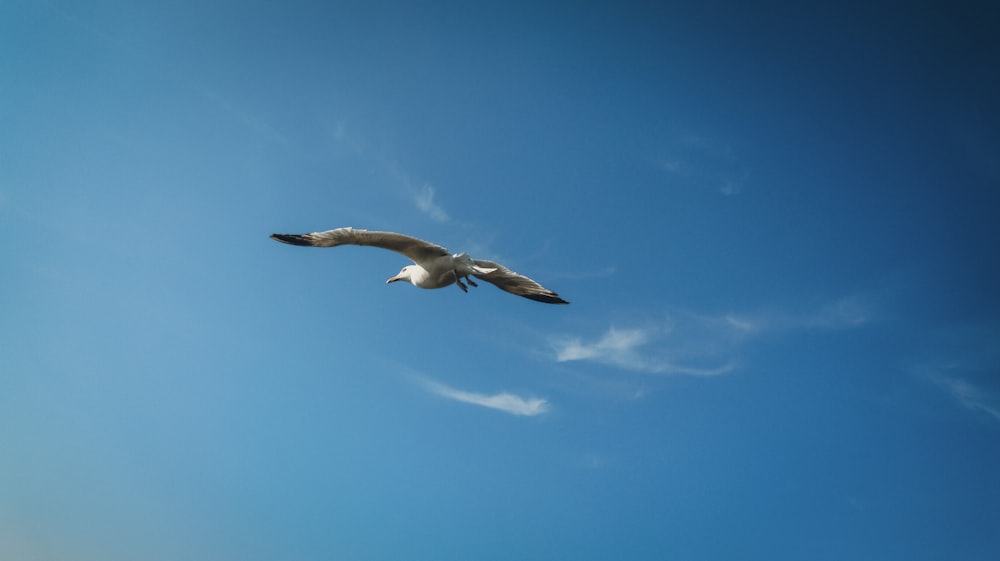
[270,227,450,264]
[472,260,569,304]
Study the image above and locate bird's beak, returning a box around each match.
[386,275,403,284]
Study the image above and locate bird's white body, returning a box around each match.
[388,253,496,290]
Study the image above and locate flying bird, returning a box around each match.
[270,227,569,304]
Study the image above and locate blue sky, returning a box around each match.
[2,0,999,559]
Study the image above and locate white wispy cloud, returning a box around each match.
[384,157,449,222]
[550,296,871,376]
[421,378,549,416]
[554,326,649,362]
[707,295,872,334]
[552,325,736,376]
[915,323,1000,423]
[329,121,450,222]
[413,183,449,222]
[933,373,1000,422]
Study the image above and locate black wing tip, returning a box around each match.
[270,233,314,246]
[525,293,570,305]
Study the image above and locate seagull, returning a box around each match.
[270,227,569,304]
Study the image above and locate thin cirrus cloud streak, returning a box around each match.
[918,326,1000,423]
[552,326,736,376]
[421,378,549,417]
[551,296,871,376]
[413,184,449,222]
[387,159,449,222]
[331,121,450,222]
[703,295,872,334]
[935,374,1000,422]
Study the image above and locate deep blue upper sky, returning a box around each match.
[2,1,999,560]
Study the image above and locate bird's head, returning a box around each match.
[386,265,413,285]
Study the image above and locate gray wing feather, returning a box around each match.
[472,260,569,304]
[270,227,450,264]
